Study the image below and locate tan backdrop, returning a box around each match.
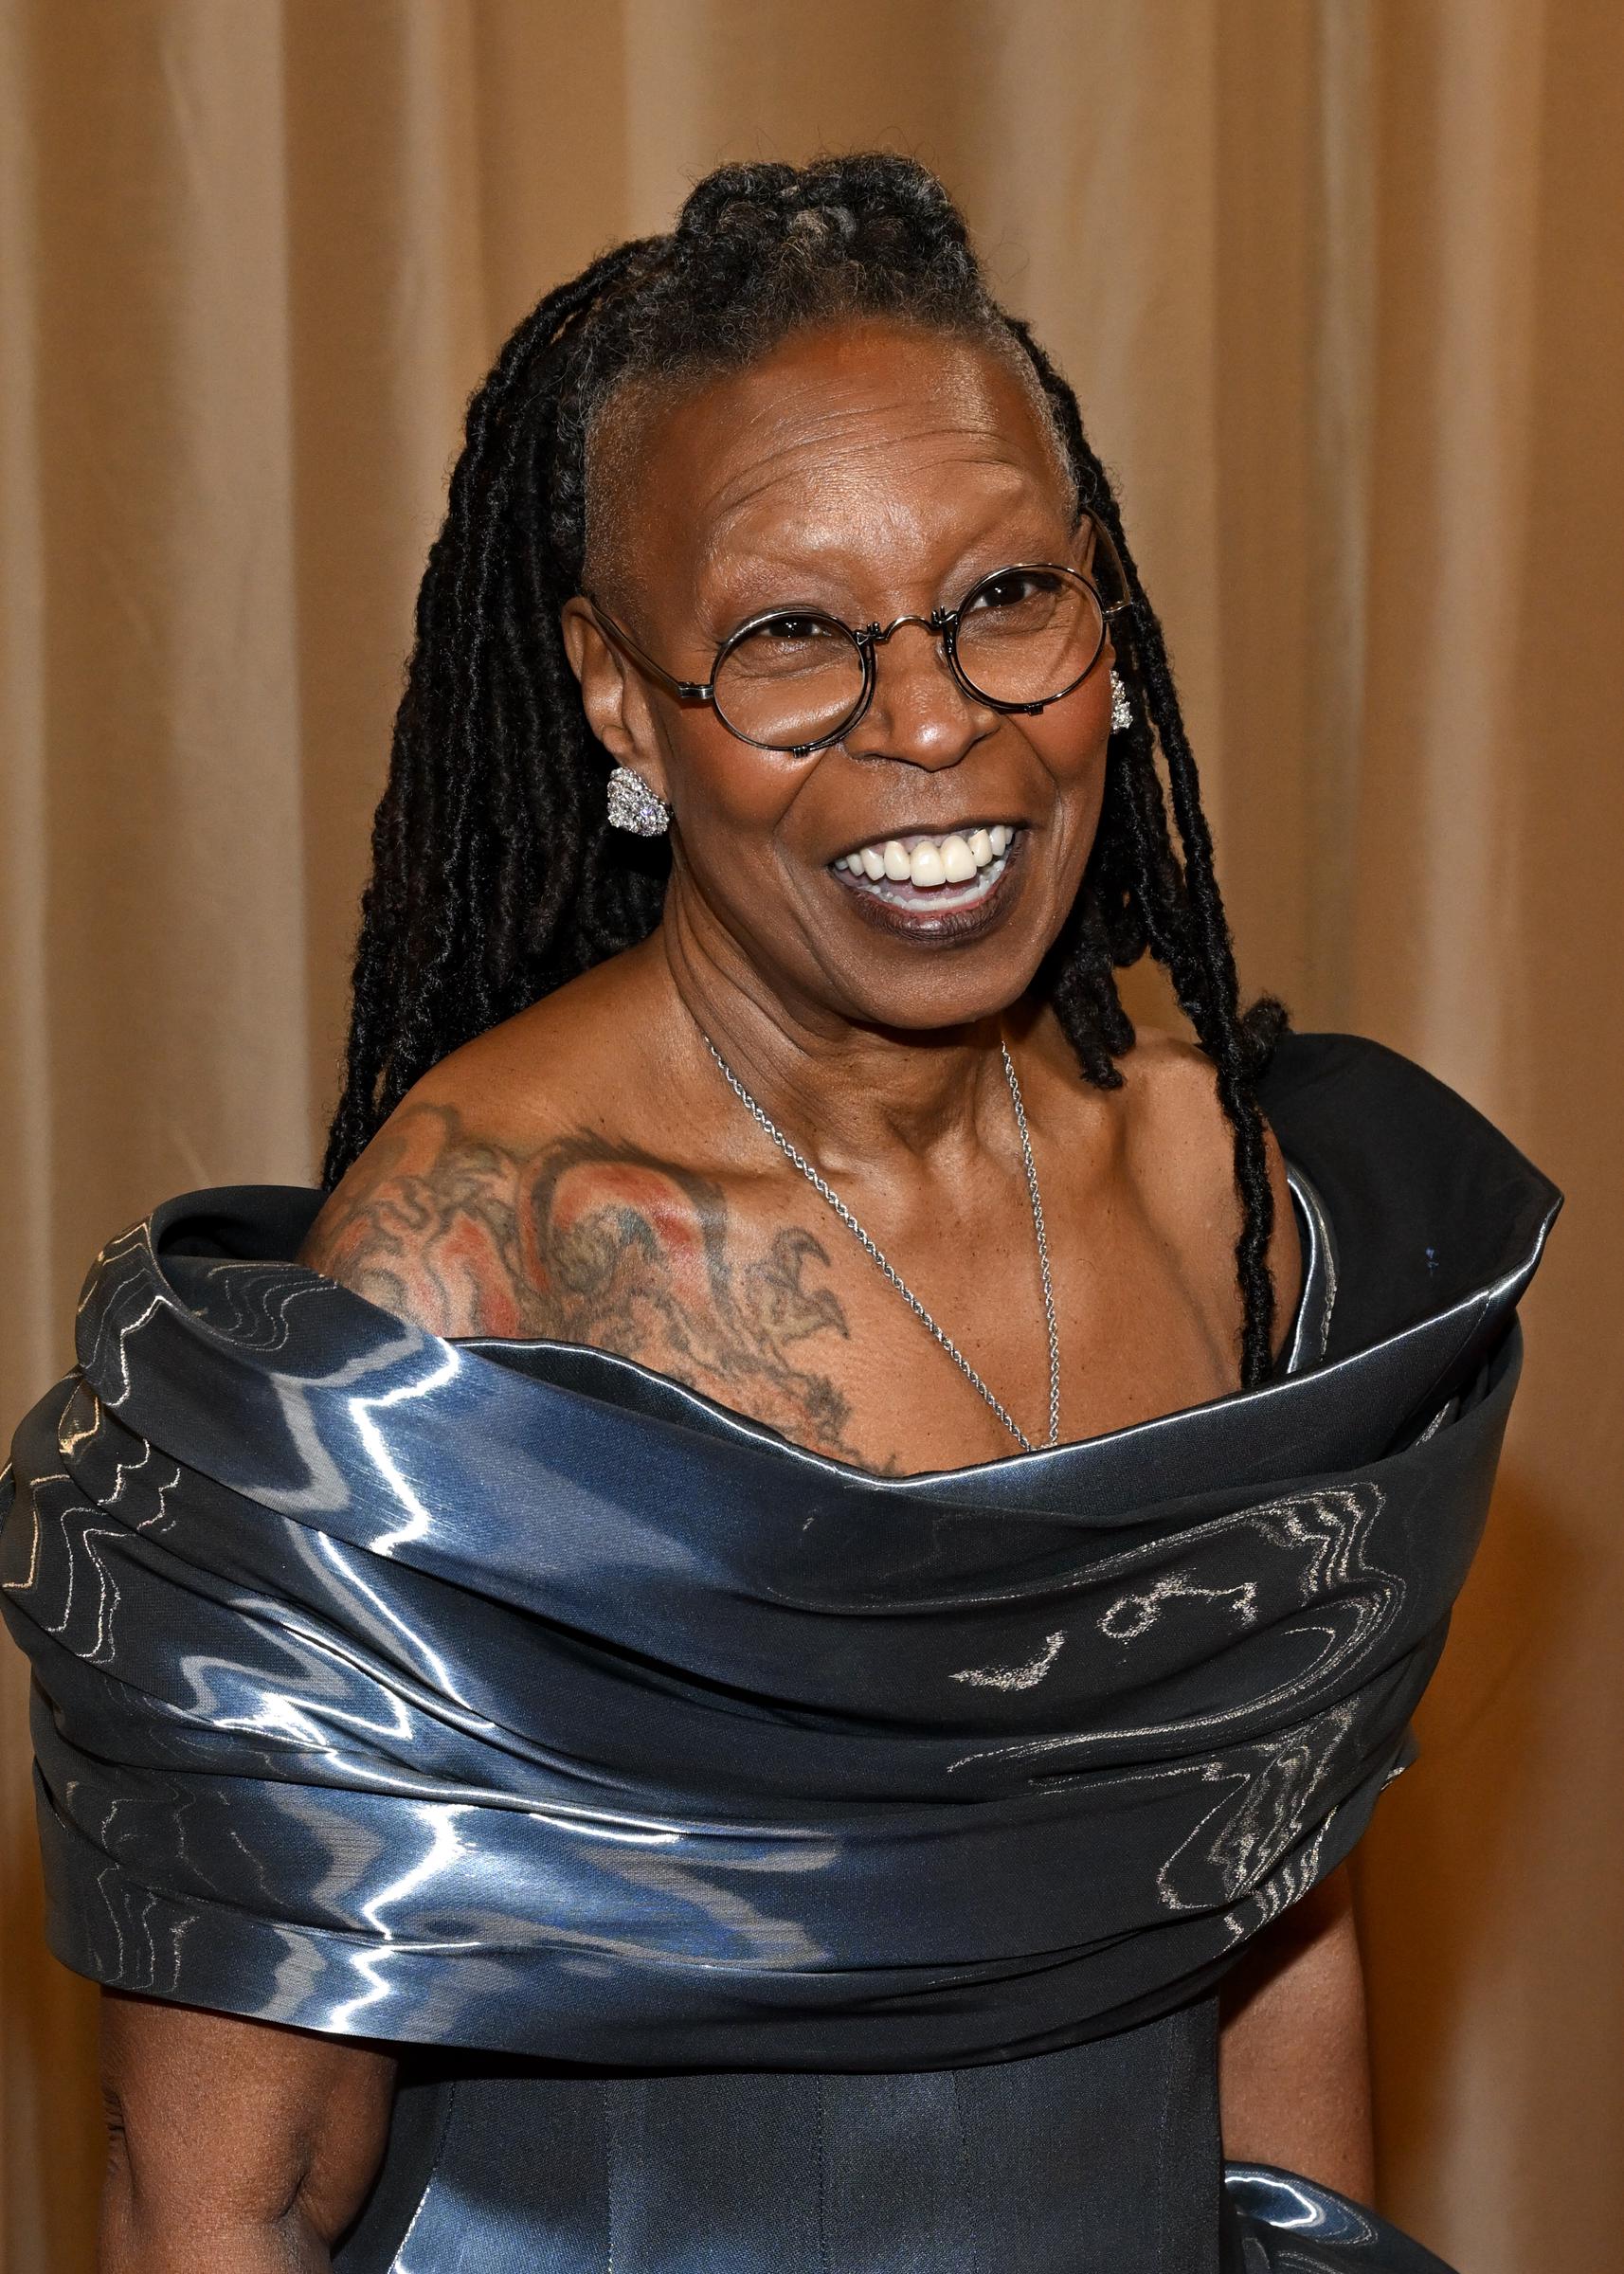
[3,3,1619,2268]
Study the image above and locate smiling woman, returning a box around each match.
[1,154,1559,2274]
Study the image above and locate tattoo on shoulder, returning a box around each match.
[299,1102,874,1462]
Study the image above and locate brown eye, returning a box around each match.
[951,567,1103,709]
[712,612,866,749]
[732,613,844,653]
[964,569,1068,616]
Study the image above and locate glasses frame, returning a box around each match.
[583,516,1134,758]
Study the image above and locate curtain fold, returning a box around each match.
[3,4,1619,2267]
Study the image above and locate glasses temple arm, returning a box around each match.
[583,598,713,700]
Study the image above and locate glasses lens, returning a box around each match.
[953,566,1106,708]
[713,613,866,749]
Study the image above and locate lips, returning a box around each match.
[828,824,1024,938]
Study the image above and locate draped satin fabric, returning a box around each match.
[1,1031,1558,2265]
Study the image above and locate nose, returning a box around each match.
[839,619,991,770]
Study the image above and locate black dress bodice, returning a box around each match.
[340,2012,1223,2273]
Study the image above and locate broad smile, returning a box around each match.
[826,823,1025,941]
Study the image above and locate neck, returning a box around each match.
[656,887,1022,1176]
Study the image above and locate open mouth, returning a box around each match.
[828,824,1021,929]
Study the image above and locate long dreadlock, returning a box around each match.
[322,153,1289,1382]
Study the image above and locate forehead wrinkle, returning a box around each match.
[671,330,1064,527]
[698,433,1059,567]
[701,471,1060,582]
[690,473,1073,632]
[600,323,1074,621]
[698,392,1045,520]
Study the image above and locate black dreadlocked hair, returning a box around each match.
[322,153,1290,1384]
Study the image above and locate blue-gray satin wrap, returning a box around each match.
[1,1033,1559,2269]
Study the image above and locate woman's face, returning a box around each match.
[564,318,1114,1036]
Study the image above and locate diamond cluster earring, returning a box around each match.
[605,765,670,837]
[1110,669,1132,734]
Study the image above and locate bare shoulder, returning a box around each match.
[298,948,681,1339]
[298,981,868,1456]
[1113,1025,1301,1354]
[300,1091,526,1337]
[300,1080,748,1345]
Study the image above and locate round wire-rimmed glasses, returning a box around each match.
[584,515,1133,757]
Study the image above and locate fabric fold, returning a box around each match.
[2,1032,1560,2075]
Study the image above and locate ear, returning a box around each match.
[559,599,672,803]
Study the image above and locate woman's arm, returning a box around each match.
[1218,1863,1376,2199]
[99,1992,396,2271]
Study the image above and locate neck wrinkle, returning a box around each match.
[656,883,1022,1178]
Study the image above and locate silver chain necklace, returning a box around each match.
[700,1032,1061,1452]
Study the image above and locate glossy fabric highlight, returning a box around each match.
[1221,2167,1455,2270]
[3,1035,1557,2079]
[1,1034,1560,2269]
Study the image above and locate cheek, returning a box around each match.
[1024,668,1113,823]
[661,713,806,844]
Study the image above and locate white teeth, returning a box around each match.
[832,824,1020,894]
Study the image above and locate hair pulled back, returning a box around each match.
[324,153,1289,1382]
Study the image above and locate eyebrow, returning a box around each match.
[694,519,1084,633]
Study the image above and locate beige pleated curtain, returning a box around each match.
[3,3,1620,2268]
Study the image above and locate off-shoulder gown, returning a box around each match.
[3,1034,1559,2272]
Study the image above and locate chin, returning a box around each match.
[827,944,1054,1036]
[811,849,1072,1030]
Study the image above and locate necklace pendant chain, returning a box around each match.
[699,1031,1062,1453]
